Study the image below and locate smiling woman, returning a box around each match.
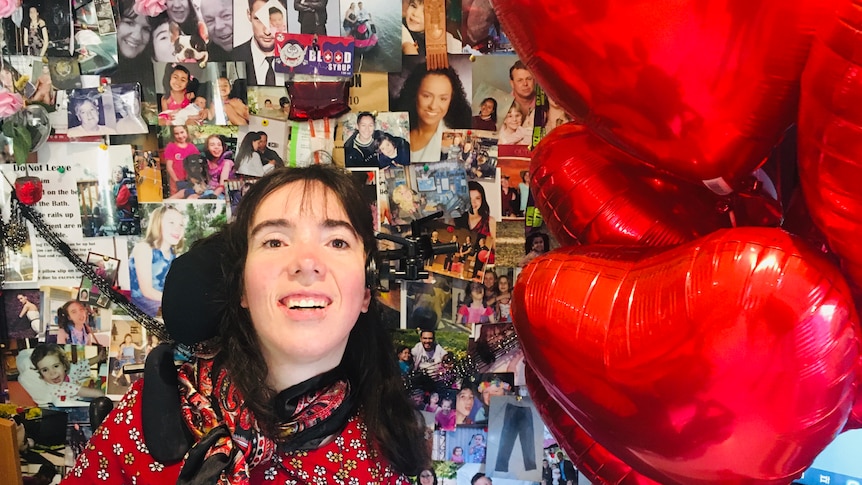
[62,166,430,484]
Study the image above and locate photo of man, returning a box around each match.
[200,0,234,60]
[234,0,289,86]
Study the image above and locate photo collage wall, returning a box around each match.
[0,0,577,483]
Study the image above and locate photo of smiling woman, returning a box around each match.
[392,55,472,164]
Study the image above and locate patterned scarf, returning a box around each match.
[175,359,352,484]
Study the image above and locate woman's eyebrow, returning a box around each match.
[249,219,293,238]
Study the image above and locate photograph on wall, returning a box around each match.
[473,372,516,424]
[67,87,121,136]
[106,317,155,396]
[470,322,524,385]
[247,85,291,120]
[342,111,410,168]
[154,61,249,126]
[471,83,512,133]
[3,289,43,341]
[2,0,74,57]
[472,56,537,136]
[158,124,239,199]
[340,0,402,73]
[134,147,165,203]
[126,200,227,317]
[76,252,121,309]
[41,285,112,346]
[347,168,381,230]
[485,396,543,482]
[405,274,456,332]
[442,129,498,180]
[0,55,59,107]
[234,124,287,178]
[381,160,468,229]
[400,0,463,56]
[533,86,575,141]
[3,233,37,285]
[389,54,473,164]
[13,342,106,407]
[231,0,291,86]
[73,0,119,76]
[75,146,141,237]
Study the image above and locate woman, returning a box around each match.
[401,0,461,55]
[396,64,471,163]
[455,384,476,425]
[416,467,437,485]
[163,125,199,195]
[203,134,235,198]
[472,97,498,131]
[129,205,185,317]
[498,104,531,145]
[64,166,429,483]
[116,1,153,60]
[56,300,95,345]
[17,294,40,335]
[165,0,202,41]
[24,7,48,57]
[343,2,357,31]
[456,181,496,274]
[235,131,268,177]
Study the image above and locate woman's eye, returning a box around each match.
[263,239,283,248]
[331,239,350,249]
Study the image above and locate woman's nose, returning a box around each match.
[287,245,325,282]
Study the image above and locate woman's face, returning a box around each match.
[504,107,523,130]
[481,382,505,404]
[470,189,482,212]
[405,0,424,32]
[152,22,175,62]
[67,302,89,326]
[207,137,224,158]
[124,335,133,344]
[160,209,185,247]
[419,470,434,485]
[456,387,474,416]
[36,354,66,384]
[479,100,494,118]
[173,126,189,143]
[166,0,190,24]
[77,100,100,131]
[416,73,452,129]
[117,13,151,58]
[29,7,37,20]
[17,295,26,303]
[399,348,410,362]
[483,271,496,289]
[169,68,190,93]
[242,182,371,376]
[252,137,264,151]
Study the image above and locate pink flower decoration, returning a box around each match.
[133,0,167,17]
[0,91,24,118]
[0,0,17,19]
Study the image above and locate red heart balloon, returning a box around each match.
[497,0,838,189]
[530,123,729,247]
[798,0,862,302]
[526,365,661,485]
[513,227,861,484]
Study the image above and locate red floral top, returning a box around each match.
[61,380,410,485]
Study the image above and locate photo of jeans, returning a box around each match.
[494,402,537,472]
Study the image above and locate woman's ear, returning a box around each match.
[361,288,371,313]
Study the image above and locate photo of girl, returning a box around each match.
[159,64,206,125]
[456,281,495,327]
[56,300,96,345]
[498,104,531,145]
[163,125,200,194]
[203,134,235,198]
[401,0,462,55]
[16,343,105,406]
[391,56,473,164]
[129,205,185,317]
